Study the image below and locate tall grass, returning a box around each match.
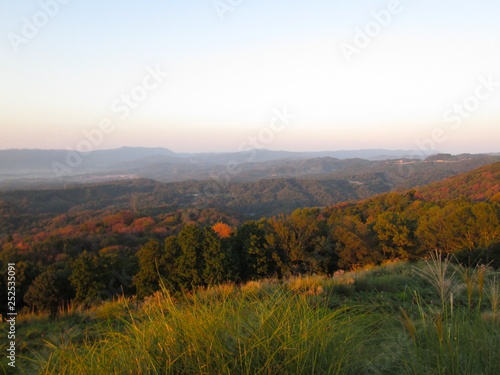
[398,307,500,375]
[32,285,383,374]
[484,275,500,323]
[412,251,462,317]
[405,252,500,374]
[14,258,500,375]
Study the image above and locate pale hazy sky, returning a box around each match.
[1,0,499,153]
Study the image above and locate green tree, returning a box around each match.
[373,212,416,259]
[175,225,206,290]
[232,221,276,281]
[132,239,165,298]
[12,261,38,311]
[269,208,328,275]
[333,215,379,269]
[470,202,500,249]
[24,268,65,316]
[416,204,464,253]
[162,235,181,293]
[202,228,228,285]
[415,201,492,254]
[69,251,106,306]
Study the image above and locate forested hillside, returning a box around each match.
[1,151,498,193]
[0,162,498,316]
[1,158,499,222]
[417,161,500,201]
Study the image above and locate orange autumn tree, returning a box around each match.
[212,222,232,238]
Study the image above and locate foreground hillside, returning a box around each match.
[6,258,500,374]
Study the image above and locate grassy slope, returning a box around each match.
[5,259,500,375]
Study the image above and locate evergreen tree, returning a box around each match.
[69,251,106,306]
[203,228,227,286]
[175,225,206,290]
[132,239,165,298]
[233,221,276,280]
[162,235,181,293]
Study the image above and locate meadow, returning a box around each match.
[4,254,500,375]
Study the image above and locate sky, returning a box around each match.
[0,0,499,154]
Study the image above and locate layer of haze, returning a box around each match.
[1,0,499,154]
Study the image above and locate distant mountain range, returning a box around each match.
[0,147,427,177]
[1,147,499,193]
[0,150,499,217]
[0,148,469,175]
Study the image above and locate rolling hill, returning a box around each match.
[416,161,500,201]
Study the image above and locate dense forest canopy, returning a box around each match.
[0,162,499,315]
